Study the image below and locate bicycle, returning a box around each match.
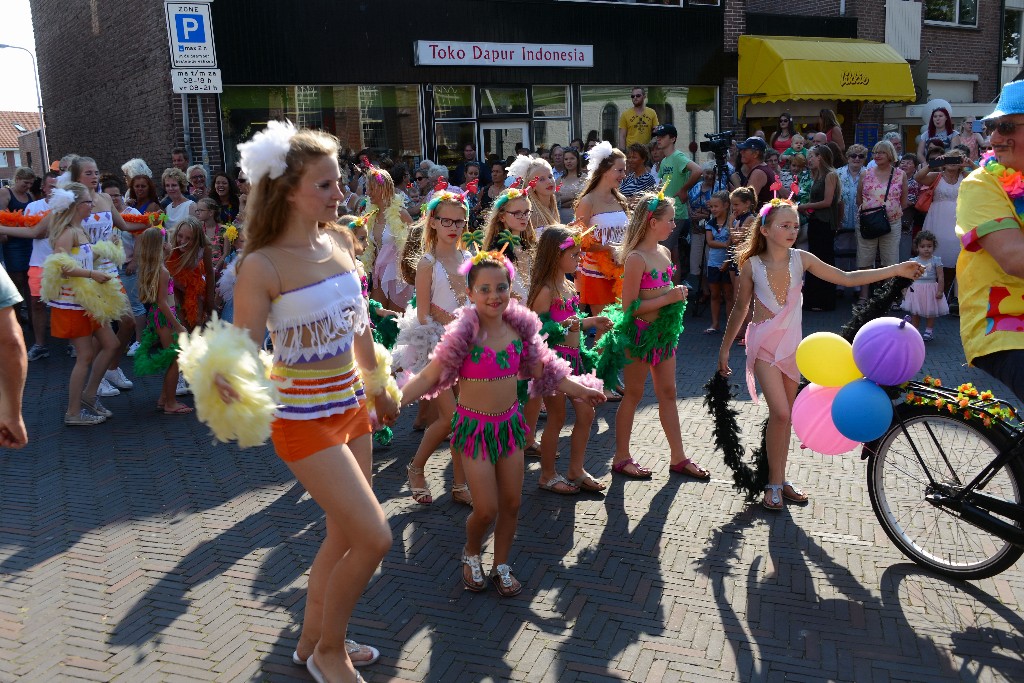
[863,377,1024,580]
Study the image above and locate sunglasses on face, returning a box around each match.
[991,119,1020,136]
[847,153,865,159]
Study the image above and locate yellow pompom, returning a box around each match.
[92,240,126,267]
[40,253,129,325]
[362,342,401,423]
[176,315,279,448]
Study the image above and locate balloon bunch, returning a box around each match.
[792,316,926,455]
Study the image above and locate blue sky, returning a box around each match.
[0,1,39,112]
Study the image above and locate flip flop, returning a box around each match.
[669,458,711,480]
[604,390,623,403]
[703,328,721,335]
[163,405,194,415]
[611,458,652,479]
[538,473,580,495]
[571,472,607,492]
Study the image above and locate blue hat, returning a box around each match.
[985,80,1024,121]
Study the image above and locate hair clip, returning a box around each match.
[495,229,521,250]
[460,228,485,249]
[647,175,670,212]
[465,179,479,194]
[434,177,449,192]
[348,207,379,229]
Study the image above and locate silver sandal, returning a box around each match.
[461,550,485,592]
[763,484,784,511]
[489,563,522,597]
[782,481,809,503]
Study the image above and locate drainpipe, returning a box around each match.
[840,0,846,17]
[997,0,1006,95]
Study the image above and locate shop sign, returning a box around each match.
[414,40,593,68]
[165,1,217,68]
[171,68,223,94]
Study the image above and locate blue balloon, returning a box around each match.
[831,379,894,443]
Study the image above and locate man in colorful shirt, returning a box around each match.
[955,80,1024,400]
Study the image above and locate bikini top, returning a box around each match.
[266,267,368,365]
[459,338,523,381]
[750,250,804,315]
[640,264,675,290]
[549,293,581,323]
[422,251,469,314]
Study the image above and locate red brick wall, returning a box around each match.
[17,133,44,175]
[170,94,225,174]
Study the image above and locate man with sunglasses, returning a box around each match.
[955,80,1024,400]
[618,87,659,151]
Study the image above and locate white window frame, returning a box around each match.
[923,0,979,28]
[1005,8,1024,64]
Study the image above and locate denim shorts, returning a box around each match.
[119,269,146,317]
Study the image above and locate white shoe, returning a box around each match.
[98,378,121,397]
[104,368,134,390]
[126,341,141,357]
[176,375,191,396]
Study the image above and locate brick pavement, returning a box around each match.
[2,301,1024,682]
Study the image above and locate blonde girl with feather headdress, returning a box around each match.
[41,182,126,426]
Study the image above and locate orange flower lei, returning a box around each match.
[905,375,1017,427]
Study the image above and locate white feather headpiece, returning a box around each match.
[238,120,297,185]
[55,172,71,189]
[505,155,532,184]
[48,187,76,214]
[585,141,614,177]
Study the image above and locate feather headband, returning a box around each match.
[758,197,798,221]
[56,172,71,190]
[647,176,670,212]
[559,224,596,250]
[237,120,297,185]
[456,248,516,283]
[585,141,614,177]
[426,190,469,214]
[48,187,76,214]
[492,186,531,212]
[506,155,533,184]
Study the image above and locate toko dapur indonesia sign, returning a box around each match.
[414,41,593,68]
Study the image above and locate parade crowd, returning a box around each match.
[4,83,1024,683]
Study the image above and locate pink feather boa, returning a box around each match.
[422,299,573,400]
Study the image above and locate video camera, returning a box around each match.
[700,130,736,156]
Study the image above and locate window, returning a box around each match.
[433,85,474,119]
[533,86,568,118]
[26,152,32,168]
[479,87,528,116]
[0,152,7,168]
[1006,9,1023,63]
[600,104,619,143]
[924,0,978,27]
[12,152,20,167]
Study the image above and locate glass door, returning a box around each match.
[480,122,530,166]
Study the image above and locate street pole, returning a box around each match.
[0,44,48,172]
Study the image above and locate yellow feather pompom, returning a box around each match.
[362,342,400,425]
[92,240,126,267]
[176,315,279,448]
[40,253,129,325]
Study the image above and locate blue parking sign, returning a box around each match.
[175,14,206,43]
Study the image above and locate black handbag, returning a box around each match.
[859,168,894,239]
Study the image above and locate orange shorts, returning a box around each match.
[28,266,43,298]
[270,403,372,462]
[578,274,616,306]
[50,307,100,339]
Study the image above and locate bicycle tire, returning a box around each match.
[867,404,1024,580]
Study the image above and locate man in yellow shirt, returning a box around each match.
[618,87,659,150]
[955,80,1024,400]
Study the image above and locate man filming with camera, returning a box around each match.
[652,124,703,283]
[729,136,777,207]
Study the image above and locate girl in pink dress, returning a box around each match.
[717,199,924,511]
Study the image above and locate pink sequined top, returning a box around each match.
[459,339,524,381]
[861,166,906,223]
[549,294,581,323]
[640,264,675,290]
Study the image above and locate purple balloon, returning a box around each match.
[792,383,860,456]
[852,316,926,386]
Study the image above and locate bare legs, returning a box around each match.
[462,449,524,569]
[82,325,120,402]
[539,393,595,484]
[289,435,392,683]
[408,389,468,500]
[753,360,800,502]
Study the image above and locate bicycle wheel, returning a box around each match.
[867,405,1024,580]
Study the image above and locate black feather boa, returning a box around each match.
[704,275,913,500]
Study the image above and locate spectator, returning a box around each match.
[618,87,659,150]
[899,153,922,260]
[687,163,728,289]
[234,168,250,224]
[951,117,985,161]
[451,143,491,186]
[916,99,955,160]
[187,165,209,200]
[619,143,658,200]
[855,140,908,307]
[780,134,807,167]
[129,175,161,214]
[810,131,828,146]
[867,132,904,169]
[818,109,846,151]
[460,161,481,214]
[729,136,776,208]
[0,167,36,317]
[770,112,797,155]
[209,172,240,223]
[557,149,585,223]
[837,143,869,236]
[171,147,189,173]
[550,144,566,181]
[120,159,152,204]
[476,161,507,226]
[765,150,782,179]
[653,125,703,282]
[799,145,840,311]
[0,267,27,448]
[915,148,965,292]
[569,137,584,152]
[162,168,195,226]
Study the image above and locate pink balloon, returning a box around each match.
[791,383,860,456]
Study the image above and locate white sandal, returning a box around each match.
[462,549,486,591]
[782,481,809,503]
[406,465,432,505]
[763,484,784,511]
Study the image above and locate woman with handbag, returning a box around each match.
[855,140,908,309]
[914,148,966,292]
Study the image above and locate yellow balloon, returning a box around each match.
[795,332,864,387]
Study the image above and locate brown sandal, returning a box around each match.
[451,483,473,506]
[406,465,432,505]
[782,481,809,503]
[490,564,522,597]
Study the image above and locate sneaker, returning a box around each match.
[64,410,106,426]
[126,341,141,357]
[176,375,191,396]
[27,344,49,361]
[97,378,121,397]
[81,396,113,418]
[66,344,76,358]
[104,368,134,390]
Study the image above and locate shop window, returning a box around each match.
[1005,9,1023,63]
[533,86,568,118]
[480,87,528,117]
[924,0,977,27]
[534,120,571,154]
[435,122,477,170]
[433,85,474,119]
[601,104,619,143]
[220,85,422,171]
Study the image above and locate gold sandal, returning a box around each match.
[406,465,432,505]
[451,483,473,506]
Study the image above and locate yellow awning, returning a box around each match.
[738,35,915,116]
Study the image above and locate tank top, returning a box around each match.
[421,251,469,314]
[5,187,29,212]
[736,163,777,208]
